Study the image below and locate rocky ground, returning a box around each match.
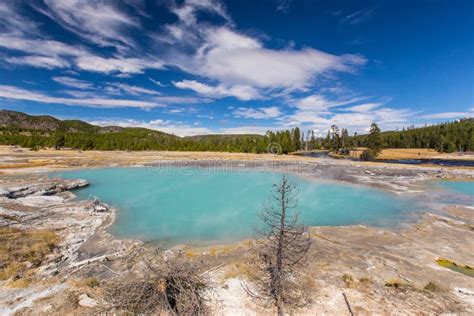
[0,147,473,315]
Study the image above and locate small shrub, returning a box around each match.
[338,148,350,155]
[442,141,456,153]
[8,277,33,288]
[86,278,100,288]
[222,262,252,281]
[342,274,354,287]
[360,149,376,161]
[423,281,441,292]
[385,278,403,289]
[359,277,370,283]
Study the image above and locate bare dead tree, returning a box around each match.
[244,176,311,315]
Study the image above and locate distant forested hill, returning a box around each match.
[0,110,271,152]
[0,110,472,153]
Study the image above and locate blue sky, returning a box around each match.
[0,0,472,136]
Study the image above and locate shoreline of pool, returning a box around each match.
[1,162,473,314]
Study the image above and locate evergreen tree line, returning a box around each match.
[303,118,473,154]
[0,126,306,154]
[1,118,472,154]
[349,118,474,153]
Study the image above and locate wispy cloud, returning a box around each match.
[421,111,473,120]
[152,96,213,105]
[106,83,161,96]
[152,2,366,95]
[283,93,416,134]
[75,56,164,74]
[173,80,262,101]
[0,2,40,35]
[149,78,166,87]
[293,94,368,112]
[0,33,163,75]
[220,125,274,135]
[344,102,382,112]
[276,0,291,13]
[233,106,282,119]
[36,0,141,51]
[340,8,375,25]
[0,85,160,109]
[53,76,94,89]
[6,56,70,69]
[0,35,85,58]
[88,118,212,137]
[1,0,366,98]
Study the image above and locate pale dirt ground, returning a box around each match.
[339,148,474,161]
[0,146,473,315]
[377,148,474,160]
[1,146,473,174]
[351,148,474,160]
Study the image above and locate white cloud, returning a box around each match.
[53,76,94,89]
[6,56,70,69]
[106,83,161,96]
[295,94,332,111]
[75,55,163,74]
[340,8,375,25]
[189,27,366,90]
[167,108,185,114]
[0,35,86,57]
[219,125,274,135]
[1,1,366,95]
[149,78,166,87]
[173,79,261,100]
[284,94,367,126]
[88,118,212,137]
[38,0,140,51]
[0,33,162,75]
[276,0,292,13]
[152,96,212,105]
[293,94,368,112]
[284,93,417,134]
[420,112,472,120]
[197,114,214,119]
[345,102,382,112]
[286,111,331,126]
[233,107,282,119]
[171,0,232,27]
[155,1,366,95]
[323,107,414,133]
[0,2,40,35]
[0,85,159,109]
[61,90,100,98]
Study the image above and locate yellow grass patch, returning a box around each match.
[378,148,442,160]
[0,227,59,280]
[0,161,54,169]
[221,262,253,281]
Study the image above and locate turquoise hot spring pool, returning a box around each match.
[53,167,473,246]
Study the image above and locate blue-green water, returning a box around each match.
[436,181,474,198]
[55,167,423,245]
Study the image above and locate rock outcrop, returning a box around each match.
[0,179,88,199]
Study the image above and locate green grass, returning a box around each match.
[436,258,474,278]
